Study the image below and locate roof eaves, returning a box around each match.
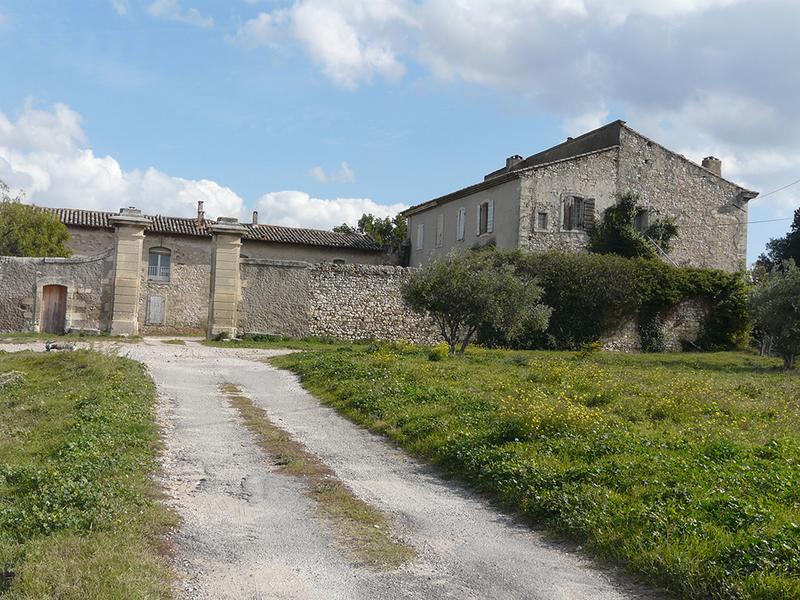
[401,171,520,217]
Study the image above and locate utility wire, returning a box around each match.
[755,177,800,200]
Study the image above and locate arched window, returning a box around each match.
[148,247,171,282]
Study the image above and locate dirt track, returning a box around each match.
[11,338,665,599]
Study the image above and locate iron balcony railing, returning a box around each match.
[148,265,170,281]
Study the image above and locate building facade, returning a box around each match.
[403,121,758,272]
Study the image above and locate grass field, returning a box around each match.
[0,350,175,599]
[269,344,800,599]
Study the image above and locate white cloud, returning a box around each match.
[309,160,355,183]
[230,11,288,49]
[255,190,406,230]
[111,0,129,16]
[0,101,243,220]
[147,0,214,28]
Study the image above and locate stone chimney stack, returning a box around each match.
[702,156,722,177]
[506,155,523,171]
[197,201,205,226]
[252,210,259,225]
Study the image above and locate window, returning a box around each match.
[537,212,548,230]
[148,248,171,282]
[634,209,650,233]
[435,213,444,248]
[456,207,466,241]
[562,196,584,230]
[477,200,494,235]
[416,222,424,250]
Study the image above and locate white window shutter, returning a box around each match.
[487,199,494,233]
[476,205,481,235]
[416,222,424,250]
[436,213,444,247]
[457,207,465,240]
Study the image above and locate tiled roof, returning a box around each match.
[41,207,381,251]
[242,224,381,250]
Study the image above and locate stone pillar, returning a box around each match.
[207,217,245,338]
[109,208,151,336]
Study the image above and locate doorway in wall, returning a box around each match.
[41,285,68,334]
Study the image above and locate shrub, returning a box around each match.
[402,249,551,354]
[477,251,750,351]
[749,262,800,369]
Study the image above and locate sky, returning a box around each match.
[0,0,798,264]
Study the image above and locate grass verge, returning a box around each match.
[0,332,138,345]
[204,335,367,352]
[0,350,176,599]
[161,339,186,345]
[221,383,414,570]
[269,343,800,600]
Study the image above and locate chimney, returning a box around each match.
[252,210,259,225]
[506,155,523,170]
[702,156,722,177]
[196,200,205,226]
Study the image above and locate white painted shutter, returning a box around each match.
[476,205,481,235]
[436,213,444,247]
[148,295,165,325]
[416,222,424,250]
[457,207,465,240]
[487,199,494,233]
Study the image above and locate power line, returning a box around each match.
[675,217,791,229]
[756,177,800,200]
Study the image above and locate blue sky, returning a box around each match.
[0,0,798,264]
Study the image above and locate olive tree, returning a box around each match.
[0,180,71,257]
[401,250,551,354]
[749,261,800,369]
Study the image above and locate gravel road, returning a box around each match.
[9,339,665,599]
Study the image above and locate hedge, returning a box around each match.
[477,251,750,351]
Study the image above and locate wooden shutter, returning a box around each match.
[148,295,166,325]
[416,223,424,250]
[476,205,481,235]
[563,197,573,230]
[457,207,465,240]
[487,200,494,233]
[436,213,444,247]
[583,198,596,231]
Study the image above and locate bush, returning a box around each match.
[478,251,750,351]
[749,262,800,369]
[402,249,551,354]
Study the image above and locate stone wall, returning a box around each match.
[518,148,619,254]
[66,226,115,256]
[0,251,113,333]
[138,235,211,334]
[617,128,748,272]
[602,297,710,352]
[238,260,439,344]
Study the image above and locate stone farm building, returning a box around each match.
[0,120,758,349]
[0,205,434,342]
[403,120,758,272]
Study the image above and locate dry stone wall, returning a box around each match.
[602,298,710,352]
[238,260,440,344]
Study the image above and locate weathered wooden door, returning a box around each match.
[41,285,67,334]
[147,295,166,325]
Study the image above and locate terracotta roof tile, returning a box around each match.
[41,207,381,251]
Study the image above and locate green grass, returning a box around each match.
[161,339,186,345]
[203,334,369,351]
[268,343,800,600]
[0,332,137,344]
[0,350,176,599]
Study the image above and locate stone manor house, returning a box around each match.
[403,120,757,272]
[0,120,756,345]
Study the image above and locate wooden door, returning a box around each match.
[147,295,166,325]
[41,285,67,334]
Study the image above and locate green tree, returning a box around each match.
[334,213,408,252]
[755,208,800,272]
[749,261,800,369]
[402,249,551,354]
[0,181,71,257]
[589,191,678,259]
